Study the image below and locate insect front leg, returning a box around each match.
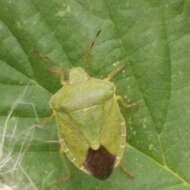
[49,66,66,86]
[116,96,136,109]
[32,48,56,65]
[32,48,66,86]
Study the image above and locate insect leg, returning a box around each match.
[35,114,54,125]
[105,64,126,81]
[32,48,66,85]
[47,146,72,188]
[49,67,66,86]
[32,48,56,65]
[116,96,136,109]
[119,165,134,179]
[59,138,71,178]
[47,157,72,189]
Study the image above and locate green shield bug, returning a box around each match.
[49,64,135,180]
[34,31,135,181]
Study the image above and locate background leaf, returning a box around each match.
[0,0,190,189]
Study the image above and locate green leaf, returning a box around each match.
[0,0,190,189]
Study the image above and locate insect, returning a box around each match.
[48,65,135,181]
[34,31,135,181]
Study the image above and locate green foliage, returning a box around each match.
[0,0,190,189]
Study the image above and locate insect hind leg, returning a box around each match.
[119,164,134,179]
[47,156,72,189]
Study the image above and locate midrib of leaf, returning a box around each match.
[128,144,190,189]
[156,5,171,169]
[155,183,187,190]
[103,0,190,188]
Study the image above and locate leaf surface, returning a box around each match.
[0,0,190,189]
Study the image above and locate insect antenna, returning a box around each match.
[84,30,102,67]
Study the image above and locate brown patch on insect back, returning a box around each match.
[84,145,115,180]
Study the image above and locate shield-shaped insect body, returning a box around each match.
[49,67,127,180]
